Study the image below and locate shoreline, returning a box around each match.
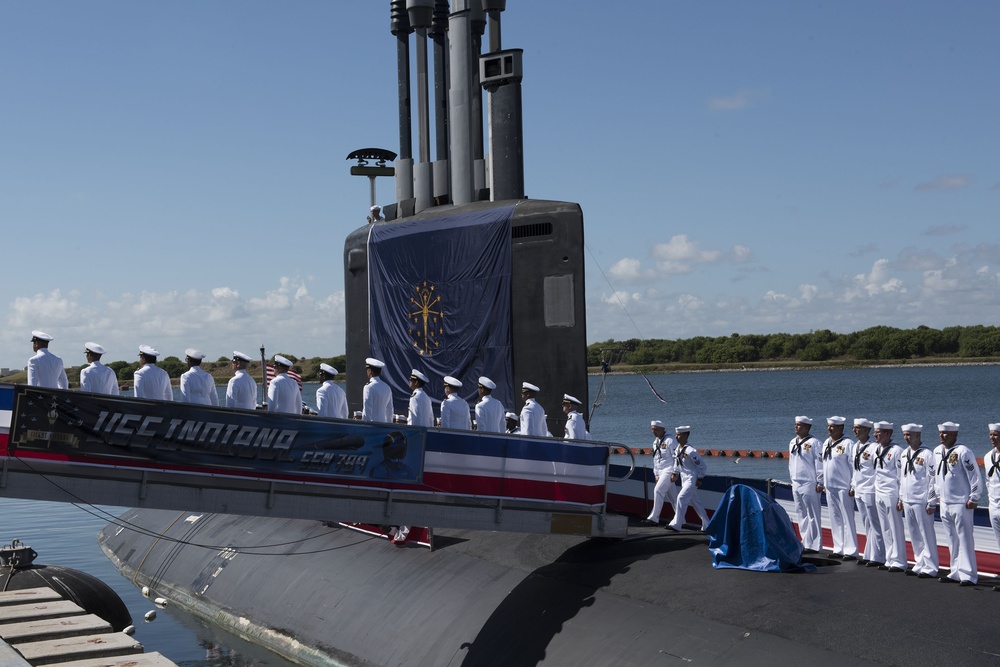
[587,359,1000,376]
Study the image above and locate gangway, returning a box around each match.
[0,385,629,538]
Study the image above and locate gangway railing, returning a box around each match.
[0,385,628,538]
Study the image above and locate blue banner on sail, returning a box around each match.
[368,206,514,412]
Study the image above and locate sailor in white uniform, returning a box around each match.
[133,345,172,401]
[79,342,118,395]
[440,376,471,430]
[362,357,393,423]
[666,426,709,531]
[562,394,590,440]
[180,349,219,406]
[818,416,858,559]
[226,351,257,410]
[266,355,302,415]
[933,421,981,585]
[849,418,883,565]
[897,424,939,577]
[985,423,1000,591]
[871,421,906,571]
[474,377,505,433]
[788,416,823,552]
[27,331,68,389]
[316,363,348,419]
[519,382,547,437]
[644,420,679,526]
[406,369,433,427]
[505,412,520,434]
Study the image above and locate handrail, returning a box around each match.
[604,443,635,481]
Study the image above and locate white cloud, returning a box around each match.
[0,278,346,368]
[651,235,722,273]
[915,174,973,192]
[707,88,768,111]
[607,257,655,283]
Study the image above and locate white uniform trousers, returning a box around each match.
[990,506,1000,573]
[875,493,906,568]
[855,494,884,563]
[826,488,858,557]
[941,503,978,583]
[646,475,679,524]
[668,479,709,530]
[792,481,822,551]
[903,502,939,575]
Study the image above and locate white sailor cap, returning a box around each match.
[273,354,293,368]
[443,375,462,388]
[85,342,106,355]
[938,421,960,432]
[675,425,691,434]
[826,416,846,426]
[370,204,381,212]
[233,350,252,362]
[31,330,53,342]
[365,357,385,369]
[409,369,428,383]
[874,421,894,430]
[854,418,873,428]
[478,376,496,390]
[902,423,923,432]
[138,345,159,357]
[505,412,519,422]
[795,416,813,425]
[989,423,1000,432]
[521,382,540,392]
[185,348,206,360]
[320,363,339,376]
[651,420,665,428]
[562,394,582,406]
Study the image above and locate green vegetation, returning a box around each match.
[588,325,1000,368]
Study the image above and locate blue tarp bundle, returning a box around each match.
[706,484,816,572]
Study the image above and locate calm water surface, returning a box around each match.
[3,364,997,663]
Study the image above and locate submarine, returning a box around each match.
[92,3,1000,666]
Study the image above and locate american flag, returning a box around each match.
[265,365,303,389]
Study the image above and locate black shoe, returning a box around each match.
[664,524,679,532]
[856,559,868,566]
[939,577,956,583]
[867,561,884,568]
[959,580,975,587]
[888,567,905,573]
[917,572,932,579]
[802,548,819,555]
[640,519,658,526]
[876,564,889,571]
[904,569,917,576]
[841,554,857,561]
[827,552,842,559]
[993,585,1000,591]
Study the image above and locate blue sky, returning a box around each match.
[2,1,998,370]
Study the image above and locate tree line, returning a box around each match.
[587,325,1000,367]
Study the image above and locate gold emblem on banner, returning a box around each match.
[409,281,444,355]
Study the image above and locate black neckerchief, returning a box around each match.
[675,444,687,466]
[791,437,807,456]
[937,445,958,475]
[854,441,871,471]
[903,447,925,476]
[824,437,845,460]
[989,450,1000,479]
[875,443,892,469]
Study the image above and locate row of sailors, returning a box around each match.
[28,335,590,439]
[364,358,590,438]
[790,415,1000,588]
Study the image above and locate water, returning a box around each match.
[3,364,997,663]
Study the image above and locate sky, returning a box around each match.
[2,1,998,370]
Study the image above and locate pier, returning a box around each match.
[0,587,174,667]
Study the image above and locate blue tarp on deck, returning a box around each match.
[706,484,815,572]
